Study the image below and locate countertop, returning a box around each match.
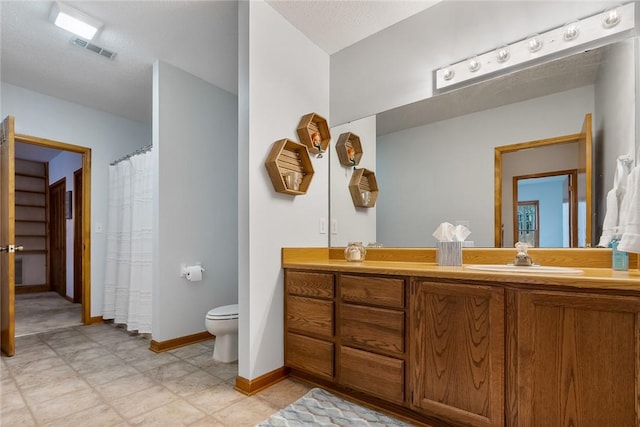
[282,247,640,294]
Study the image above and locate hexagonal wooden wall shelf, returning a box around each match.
[297,112,331,155]
[336,132,363,167]
[348,168,379,208]
[265,138,314,195]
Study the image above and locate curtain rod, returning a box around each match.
[110,144,152,166]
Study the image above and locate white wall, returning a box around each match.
[595,37,637,238]
[331,1,626,126]
[152,61,238,342]
[637,37,640,165]
[519,179,565,248]
[1,82,151,316]
[377,86,593,247]
[238,0,330,380]
[49,150,83,298]
[329,116,376,247]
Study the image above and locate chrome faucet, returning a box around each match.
[514,242,533,266]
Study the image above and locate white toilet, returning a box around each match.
[205,304,238,363]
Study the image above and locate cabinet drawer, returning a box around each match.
[340,304,404,355]
[286,271,334,298]
[340,275,404,308]
[338,346,404,404]
[286,333,334,379]
[287,296,333,338]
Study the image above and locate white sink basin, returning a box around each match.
[465,264,583,274]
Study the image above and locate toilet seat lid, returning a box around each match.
[207,304,238,320]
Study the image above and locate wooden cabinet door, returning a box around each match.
[510,290,640,427]
[410,280,505,427]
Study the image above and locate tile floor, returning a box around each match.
[14,292,82,337]
[1,323,311,426]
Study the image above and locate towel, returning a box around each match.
[598,155,633,247]
[618,165,640,253]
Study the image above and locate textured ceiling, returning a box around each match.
[1,0,439,127]
[1,1,239,125]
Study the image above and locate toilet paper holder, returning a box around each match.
[180,263,204,278]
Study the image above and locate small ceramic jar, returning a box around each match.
[344,242,366,262]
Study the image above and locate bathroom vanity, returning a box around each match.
[282,248,640,427]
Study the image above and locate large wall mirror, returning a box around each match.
[329,35,638,248]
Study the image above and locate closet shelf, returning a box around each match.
[265,138,315,195]
[297,113,331,155]
[15,203,46,208]
[15,189,46,195]
[336,132,363,167]
[19,249,46,254]
[348,168,379,208]
[15,172,46,179]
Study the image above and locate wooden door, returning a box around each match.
[410,280,505,427]
[1,116,16,356]
[49,179,66,298]
[510,290,640,427]
[579,113,592,246]
[73,169,82,303]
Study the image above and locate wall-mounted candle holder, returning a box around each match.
[348,168,378,208]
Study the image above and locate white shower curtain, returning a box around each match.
[103,149,153,333]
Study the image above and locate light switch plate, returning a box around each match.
[319,217,327,234]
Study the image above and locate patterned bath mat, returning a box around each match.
[256,387,415,426]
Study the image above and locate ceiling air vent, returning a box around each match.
[71,38,117,60]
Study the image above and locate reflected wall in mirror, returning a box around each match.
[330,116,377,247]
[329,36,637,248]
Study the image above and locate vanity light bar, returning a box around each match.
[435,2,635,90]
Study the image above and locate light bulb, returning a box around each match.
[496,46,510,63]
[467,57,481,72]
[603,6,621,28]
[443,68,455,81]
[563,21,579,41]
[526,34,543,52]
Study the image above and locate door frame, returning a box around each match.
[73,168,83,304]
[495,113,592,248]
[513,169,578,248]
[16,134,91,324]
